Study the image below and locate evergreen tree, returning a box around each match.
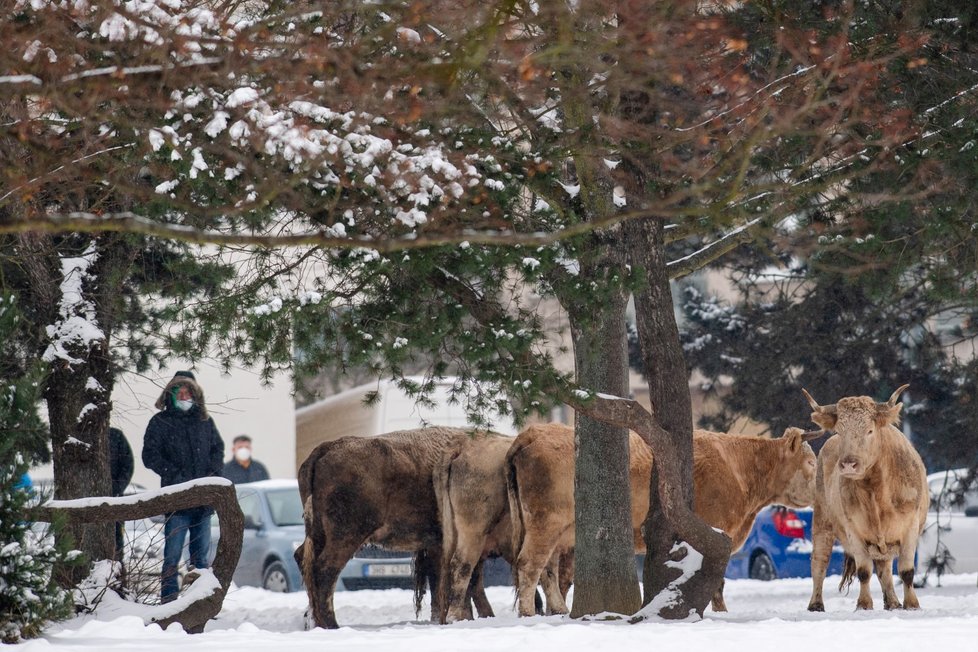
[0,294,78,643]
[674,269,978,471]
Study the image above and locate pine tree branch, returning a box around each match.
[0,209,689,252]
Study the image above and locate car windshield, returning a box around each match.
[266,488,304,526]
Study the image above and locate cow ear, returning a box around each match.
[810,410,837,431]
[875,383,908,427]
[875,402,902,428]
[782,427,803,454]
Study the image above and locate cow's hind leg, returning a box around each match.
[874,559,900,610]
[514,534,563,617]
[539,553,568,615]
[468,559,494,619]
[807,507,834,612]
[443,530,488,622]
[312,536,364,629]
[711,579,727,612]
[557,549,574,601]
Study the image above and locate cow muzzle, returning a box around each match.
[839,456,862,477]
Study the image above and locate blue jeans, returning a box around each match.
[161,509,211,603]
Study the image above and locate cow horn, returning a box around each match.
[801,429,830,441]
[801,388,820,410]
[801,388,836,414]
[886,383,910,407]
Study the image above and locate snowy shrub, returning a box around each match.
[0,293,79,643]
[0,460,77,643]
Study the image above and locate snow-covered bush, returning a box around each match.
[0,464,76,643]
[0,294,78,643]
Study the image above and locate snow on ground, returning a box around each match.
[12,574,978,652]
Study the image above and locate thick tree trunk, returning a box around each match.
[45,358,115,584]
[625,216,731,619]
[22,232,138,584]
[566,276,642,619]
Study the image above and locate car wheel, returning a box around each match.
[749,552,777,581]
[262,561,291,592]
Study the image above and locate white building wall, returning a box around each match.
[31,360,297,489]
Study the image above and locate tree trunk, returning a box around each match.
[45,358,115,584]
[625,216,730,619]
[22,232,138,584]
[566,272,642,619]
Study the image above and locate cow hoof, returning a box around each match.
[884,601,901,611]
[855,601,873,611]
[807,602,824,612]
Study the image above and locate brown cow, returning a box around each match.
[295,427,497,629]
[507,422,824,617]
[435,432,513,623]
[435,431,572,623]
[803,385,929,611]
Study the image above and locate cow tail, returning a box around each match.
[505,439,526,596]
[296,444,327,609]
[434,448,461,621]
[838,554,856,593]
[413,548,433,618]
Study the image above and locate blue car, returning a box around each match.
[725,505,845,580]
[212,479,415,592]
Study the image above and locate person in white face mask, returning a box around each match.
[221,434,270,484]
[141,370,225,603]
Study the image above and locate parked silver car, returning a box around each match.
[916,468,978,583]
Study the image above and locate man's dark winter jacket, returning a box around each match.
[109,427,134,497]
[222,458,270,484]
[142,375,224,516]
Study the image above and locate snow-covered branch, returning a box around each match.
[0,208,696,252]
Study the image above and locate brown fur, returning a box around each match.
[295,427,488,629]
[435,432,516,623]
[507,422,819,616]
[805,389,929,612]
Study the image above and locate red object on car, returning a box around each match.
[771,508,806,538]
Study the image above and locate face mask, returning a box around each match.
[174,398,194,412]
[234,447,252,462]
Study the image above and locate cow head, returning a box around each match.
[774,427,821,507]
[802,384,909,480]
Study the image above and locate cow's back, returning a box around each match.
[308,427,471,550]
[507,423,652,552]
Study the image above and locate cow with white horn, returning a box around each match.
[804,384,929,611]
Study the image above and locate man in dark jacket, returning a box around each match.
[222,434,270,484]
[108,427,134,562]
[141,370,224,603]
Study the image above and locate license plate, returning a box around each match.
[363,563,412,577]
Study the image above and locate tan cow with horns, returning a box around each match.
[804,384,929,612]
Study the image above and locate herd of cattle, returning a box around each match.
[292,386,929,628]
